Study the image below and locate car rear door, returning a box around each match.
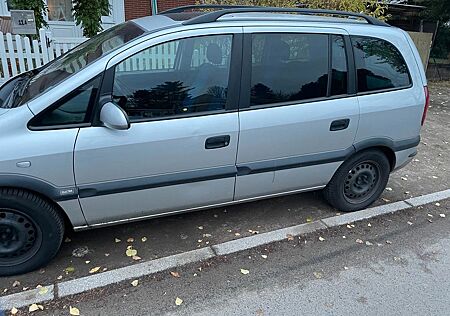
[235,26,359,200]
[74,28,243,225]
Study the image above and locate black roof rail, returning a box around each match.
[160,5,390,27]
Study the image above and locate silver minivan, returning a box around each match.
[0,6,429,275]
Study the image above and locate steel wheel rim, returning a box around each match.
[0,209,42,267]
[343,160,381,204]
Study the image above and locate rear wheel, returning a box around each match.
[324,150,390,212]
[0,189,64,276]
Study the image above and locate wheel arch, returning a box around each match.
[0,175,77,231]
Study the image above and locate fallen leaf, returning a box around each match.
[126,247,138,257]
[342,235,346,239]
[428,214,433,217]
[240,268,250,275]
[141,237,148,242]
[12,280,20,287]
[132,255,142,261]
[261,254,268,259]
[356,239,363,244]
[367,223,372,227]
[432,176,438,179]
[344,266,349,270]
[313,271,323,279]
[175,297,183,306]
[435,203,441,207]
[365,241,373,246]
[407,221,413,226]
[401,177,408,181]
[85,260,90,264]
[440,214,446,218]
[385,187,393,191]
[38,286,49,295]
[286,234,294,241]
[198,226,204,230]
[346,225,352,229]
[318,236,325,242]
[115,238,121,243]
[202,233,212,238]
[386,240,392,244]
[10,307,18,315]
[64,266,75,274]
[127,238,134,243]
[65,237,72,243]
[131,280,139,287]
[89,266,101,274]
[170,271,181,278]
[57,275,63,280]
[382,198,391,202]
[69,306,80,316]
[234,233,241,236]
[306,216,313,223]
[29,304,43,312]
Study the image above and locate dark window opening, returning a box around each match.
[351,36,411,93]
[250,33,329,107]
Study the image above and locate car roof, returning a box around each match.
[132,6,390,32]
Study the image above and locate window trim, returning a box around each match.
[94,33,243,125]
[350,35,413,95]
[27,75,103,131]
[242,32,350,110]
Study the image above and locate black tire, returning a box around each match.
[323,150,390,212]
[0,189,64,276]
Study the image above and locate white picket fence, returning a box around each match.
[0,29,86,85]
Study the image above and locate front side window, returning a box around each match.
[250,33,329,107]
[30,77,100,127]
[351,36,411,93]
[113,34,232,121]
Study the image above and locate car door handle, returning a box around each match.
[205,135,231,149]
[330,119,350,131]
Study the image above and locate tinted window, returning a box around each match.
[250,33,329,107]
[331,35,348,95]
[30,77,100,127]
[351,36,411,93]
[113,35,232,121]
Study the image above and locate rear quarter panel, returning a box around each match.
[345,25,425,146]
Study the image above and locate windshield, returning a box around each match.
[9,21,145,108]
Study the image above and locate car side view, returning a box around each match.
[0,5,428,276]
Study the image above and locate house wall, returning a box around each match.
[124,0,195,20]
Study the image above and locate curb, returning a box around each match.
[1,189,449,311]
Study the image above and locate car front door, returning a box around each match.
[74,29,242,225]
[235,27,360,200]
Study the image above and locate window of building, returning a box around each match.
[351,36,411,93]
[113,34,233,121]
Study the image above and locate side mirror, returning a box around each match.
[100,102,130,130]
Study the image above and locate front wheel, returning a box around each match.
[323,150,391,212]
[0,189,64,276]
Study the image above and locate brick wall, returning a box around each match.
[156,0,196,13]
[124,0,196,21]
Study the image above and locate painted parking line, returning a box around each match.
[1,188,449,311]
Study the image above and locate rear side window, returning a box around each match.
[331,35,348,96]
[250,33,329,107]
[351,36,411,93]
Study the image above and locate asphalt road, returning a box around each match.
[38,198,450,316]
